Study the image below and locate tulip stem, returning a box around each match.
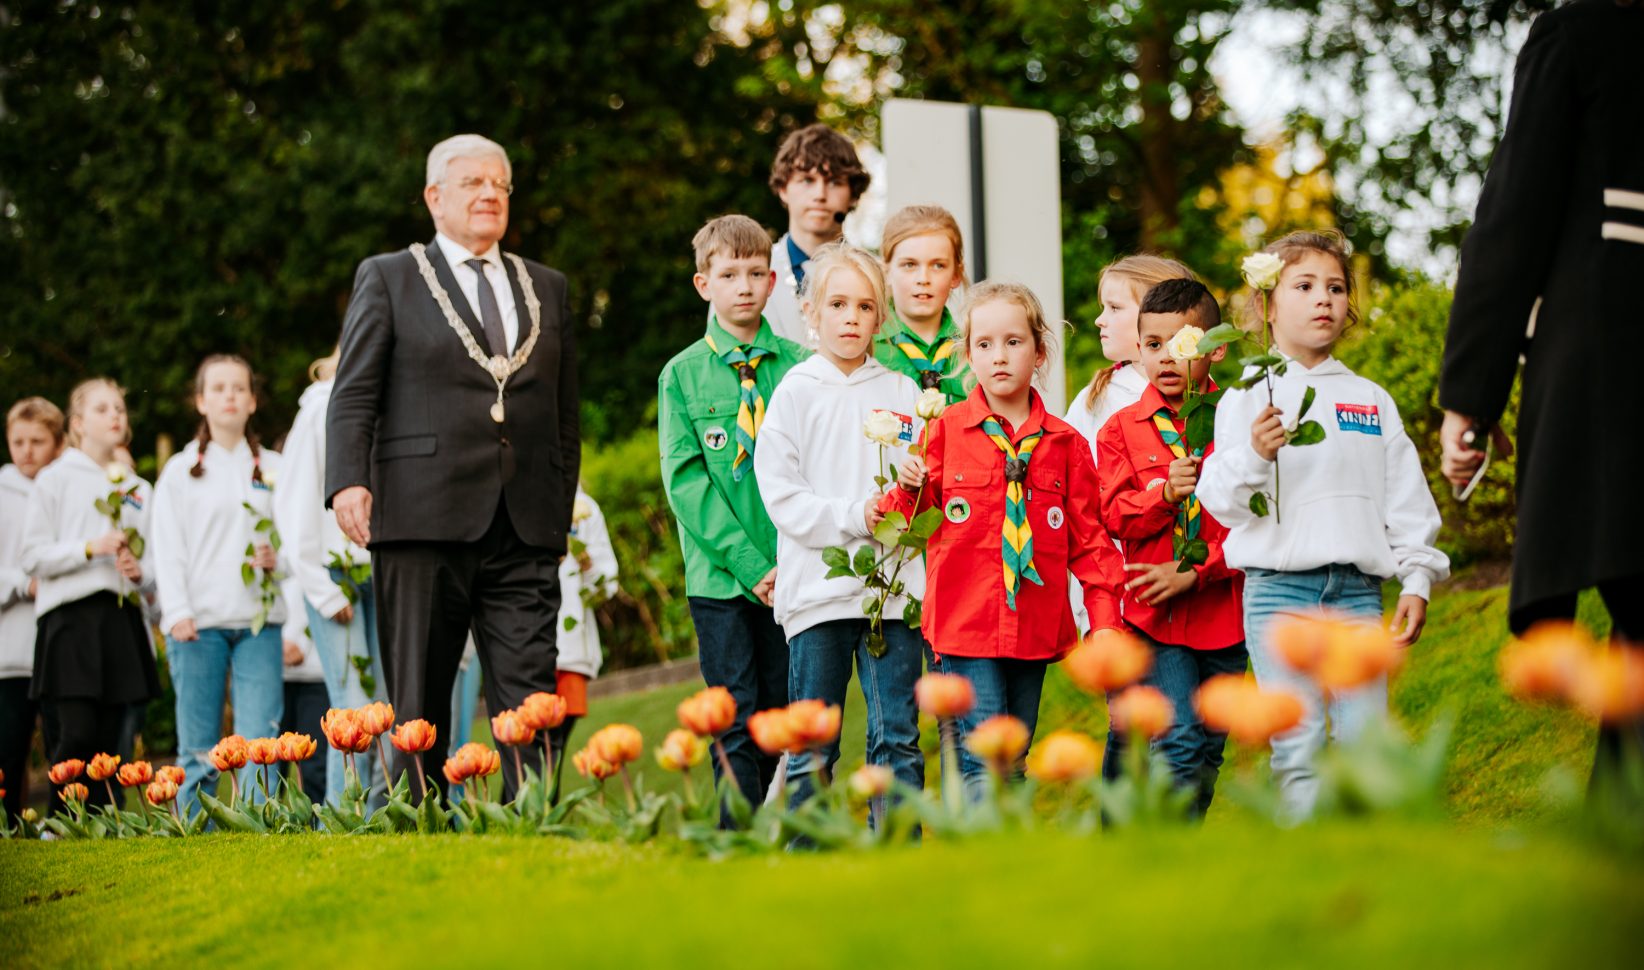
[227,771,240,810]
[939,717,962,815]
[712,737,742,801]
[618,766,637,812]
[103,778,118,810]
[539,741,552,808]
[413,755,429,802]
[376,737,393,797]
[510,746,524,802]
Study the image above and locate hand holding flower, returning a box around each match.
[1251,406,1287,462]
[88,529,126,558]
[896,454,927,491]
[1163,455,1200,503]
[250,543,277,571]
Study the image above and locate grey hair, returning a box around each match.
[425,134,512,188]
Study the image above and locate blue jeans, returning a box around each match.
[1136,634,1248,818]
[304,575,386,808]
[689,596,789,825]
[1243,564,1387,820]
[936,655,1048,801]
[786,619,924,822]
[167,626,284,818]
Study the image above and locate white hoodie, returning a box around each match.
[272,379,365,621]
[151,439,287,633]
[558,487,619,679]
[1,464,39,678]
[21,448,157,618]
[1064,365,1148,631]
[1197,355,1450,600]
[754,355,926,638]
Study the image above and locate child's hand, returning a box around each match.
[329,602,355,624]
[1390,595,1427,647]
[753,567,777,607]
[251,543,278,571]
[1251,405,1287,461]
[88,529,126,558]
[1163,455,1201,504]
[170,619,199,642]
[1123,561,1198,606]
[283,640,304,666]
[864,495,886,532]
[115,547,143,582]
[897,455,928,491]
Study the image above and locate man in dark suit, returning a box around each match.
[327,133,579,798]
[1441,1,1643,789]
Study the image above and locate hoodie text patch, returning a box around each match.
[1335,403,1382,436]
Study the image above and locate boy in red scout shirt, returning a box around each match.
[1095,278,1245,818]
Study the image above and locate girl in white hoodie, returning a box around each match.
[22,380,161,810]
[1198,230,1449,820]
[151,355,286,815]
[271,347,386,808]
[754,243,926,818]
[3,397,64,819]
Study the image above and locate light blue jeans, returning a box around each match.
[168,626,284,819]
[1243,564,1387,820]
[304,577,386,808]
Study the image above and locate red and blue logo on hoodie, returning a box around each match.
[1335,403,1381,435]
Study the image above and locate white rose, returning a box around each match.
[572,495,594,524]
[260,467,276,490]
[1241,252,1284,291]
[106,463,127,484]
[914,388,946,420]
[863,410,902,447]
[1166,325,1206,363]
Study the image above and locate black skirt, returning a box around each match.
[30,591,161,704]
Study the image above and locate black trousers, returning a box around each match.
[373,500,560,802]
[1512,573,1644,796]
[282,681,330,803]
[40,697,126,810]
[0,677,37,820]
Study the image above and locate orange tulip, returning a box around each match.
[964,715,1031,770]
[677,686,738,737]
[490,709,536,747]
[786,699,843,751]
[117,760,155,787]
[209,735,250,771]
[747,708,800,755]
[1109,686,1175,740]
[443,742,500,786]
[49,759,85,785]
[1062,629,1152,695]
[1270,614,1333,675]
[1500,622,1598,703]
[1195,675,1307,746]
[590,724,644,765]
[1569,645,1644,724]
[1024,730,1101,783]
[145,777,179,806]
[320,709,372,754]
[357,701,395,737]
[390,719,437,754]
[655,729,709,772]
[574,747,619,781]
[847,763,894,801]
[1273,614,1401,691]
[519,692,569,732]
[915,673,976,719]
[59,782,90,804]
[277,732,317,762]
[247,738,282,766]
[86,752,121,782]
[157,765,187,786]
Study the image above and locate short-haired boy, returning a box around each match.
[1094,278,1245,817]
[764,124,871,345]
[660,214,808,822]
[2,397,65,821]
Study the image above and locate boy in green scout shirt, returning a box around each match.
[873,204,973,406]
[659,214,807,821]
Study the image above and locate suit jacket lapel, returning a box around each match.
[424,236,491,352]
[504,255,532,354]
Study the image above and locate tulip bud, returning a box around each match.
[390,719,438,754]
[915,673,976,719]
[60,782,90,804]
[747,708,800,756]
[490,709,536,747]
[158,765,187,786]
[1108,686,1175,740]
[49,759,86,786]
[677,686,738,738]
[1063,629,1152,695]
[86,752,121,782]
[1024,730,1100,783]
[209,735,250,771]
[847,763,893,801]
[145,777,179,806]
[573,747,619,781]
[519,692,568,732]
[277,732,317,762]
[1570,645,1644,725]
[117,760,155,787]
[964,715,1031,771]
[1501,622,1597,704]
[655,729,709,772]
[590,724,643,766]
[357,701,396,738]
[247,738,282,766]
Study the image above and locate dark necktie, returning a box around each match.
[464,257,509,356]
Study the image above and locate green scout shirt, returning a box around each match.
[658,316,808,601]
[873,307,973,406]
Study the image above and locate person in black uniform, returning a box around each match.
[1440,0,1644,788]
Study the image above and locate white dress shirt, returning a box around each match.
[435,232,519,352]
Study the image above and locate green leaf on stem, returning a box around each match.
[872,516,905,548]
[1179,538,1209,568]
[1239,353,1284,370]
[821,546,851,572]
[1249,491,1270,517]
[852,545,878,577]
[1288,420,1327,446]
[909,506,945,539]
[902,598,923,630]
[563,616,578,632]
[1195,323,1242,355]
[241,562,255,586]
[1297,385,1317,421]
[1186,404,1216,451]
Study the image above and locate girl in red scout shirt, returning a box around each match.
[1096,278,1244,817]
[884,281,1124,797]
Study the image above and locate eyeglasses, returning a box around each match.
[446,176,514,197]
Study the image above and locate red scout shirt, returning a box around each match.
[880,386,1124,661]
[1094,382,1244,650]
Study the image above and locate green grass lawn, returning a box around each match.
[5,576,1636,967]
